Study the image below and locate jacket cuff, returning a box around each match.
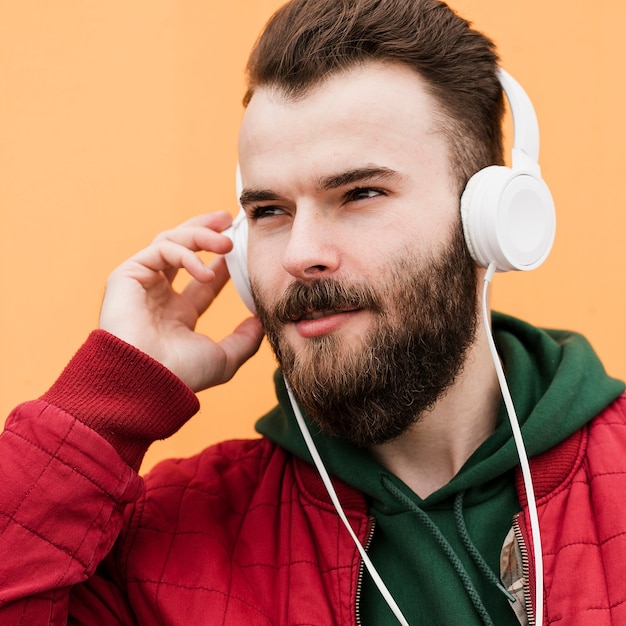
[41,330,200,471]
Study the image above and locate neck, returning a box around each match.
[370,317,501,499]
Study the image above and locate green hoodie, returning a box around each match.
[256,313,625,625]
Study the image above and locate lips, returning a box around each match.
[297,308,357,322]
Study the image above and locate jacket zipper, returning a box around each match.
[355,516,376,626]
[512,513,535,626]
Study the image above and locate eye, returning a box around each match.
[345,187,386,202]
[248,205,287,220]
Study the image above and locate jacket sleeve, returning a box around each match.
[0,331,199,624]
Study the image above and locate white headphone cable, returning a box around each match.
[482,262,544,626]
[284,263,543,626]
[284,380,411,626]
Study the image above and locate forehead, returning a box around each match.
[238,62,448,182]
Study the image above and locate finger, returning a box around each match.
[152,212,234,249]
[182,256,231,315]
[152,217,235,283]
[125,240,216,289]
[153,211,233,236]
[126,213,234,281]
[153,226,233,254]
[218,316,265,382]
[173,211,234,231]
[155,227,232,281]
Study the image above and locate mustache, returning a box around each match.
[268,278,383,324]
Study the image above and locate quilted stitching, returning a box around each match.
[4,395,626,624]
[517,396,626,624]
[0,401,142,624]
[103,438,366,625]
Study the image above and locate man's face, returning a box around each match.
[237,62,479,446]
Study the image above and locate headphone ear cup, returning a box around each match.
[460,165,556,272]
[223,209,257,314]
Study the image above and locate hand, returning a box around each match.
[99,212,264,391]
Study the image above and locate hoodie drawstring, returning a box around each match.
[454,491,517,603]
[382,476,514,625]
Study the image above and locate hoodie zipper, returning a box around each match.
[512,513,535,626]
[355,516,376,626]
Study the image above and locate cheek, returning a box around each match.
[247,243,269,270]
[248,224,300,288]
[247,242,284,305]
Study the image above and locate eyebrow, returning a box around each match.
[316,166,401,191]
[239,166,401,206]
[239,188,287,207]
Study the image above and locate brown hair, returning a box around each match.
[244,0,505,191]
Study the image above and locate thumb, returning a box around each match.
[218,316,265,381]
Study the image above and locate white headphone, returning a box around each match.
[223,187,257,313]
[224,68,556,313]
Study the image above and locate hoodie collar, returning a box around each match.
[256,312,625,506]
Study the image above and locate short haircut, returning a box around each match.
[244,0,505,192]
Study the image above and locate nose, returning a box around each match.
[281,207,340,280]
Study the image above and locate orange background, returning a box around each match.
[1,1,624,474]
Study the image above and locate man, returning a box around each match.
[1,0,625,624]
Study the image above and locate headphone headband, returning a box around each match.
[497,68,539,168]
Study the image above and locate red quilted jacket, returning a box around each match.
[1,332,626,624]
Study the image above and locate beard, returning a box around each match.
[252,221,479,447]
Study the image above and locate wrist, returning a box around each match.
[41,330,200,471]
